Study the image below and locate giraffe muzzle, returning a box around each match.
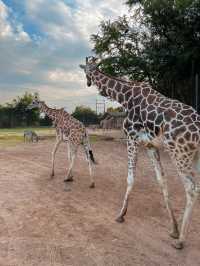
[87,80,91,87]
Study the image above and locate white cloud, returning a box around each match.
[0,1,30,41]
[74,0,128,42]
[25,0,77,41]
[0,1,12,37]
[48,69,84,83]
[0,0,129,111]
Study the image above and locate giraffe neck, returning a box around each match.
[39,102,59,121]
[91,68,141,108]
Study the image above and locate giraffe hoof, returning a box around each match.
[64,177,74,182]
[172,241,184,250]
[64,186,71,192]
[89,182,95,188]
[116,216,125,223]
[169,230,179,239]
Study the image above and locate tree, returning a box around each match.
[91,0,200,109]
[72,106,100,125]
[91,16,148,81]
[0,92,52,128]
[106,106,124,113]
[12,92,40,127]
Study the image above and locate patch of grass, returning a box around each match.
[89,134,114,142]
[0,135,24,146]
[0,127,55,147]
[0,127,55,135]
[0,128,114,147]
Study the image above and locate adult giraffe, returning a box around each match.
[28,96,96,189]
[80,57,200,249]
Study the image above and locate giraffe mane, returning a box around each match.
[96,68,144,86]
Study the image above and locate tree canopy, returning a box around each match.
[0,92,51,128]
[91,0,200,109]
[72,105,100,125]
[106,106,124,113]
[0,93,100,128]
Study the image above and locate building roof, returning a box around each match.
[101,111,127,120]
[107,111,127,117]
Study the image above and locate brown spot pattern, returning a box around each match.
[102,78,108,84]
[184,131,191,141]
[108,79,116,88]
[118,93,124,103]
[115,82,122,92]
[125,90,132,101]
[188,124,197,132]
[128,98,133,110]
[171,126,186,139]
[142,87,150,97]
[147,95,156,104]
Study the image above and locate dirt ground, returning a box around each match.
[0,137,200,266]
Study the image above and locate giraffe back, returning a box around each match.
[54,109,86,145]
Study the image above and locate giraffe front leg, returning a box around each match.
[50,138,61,178]
[172,175,200,249]
[147,147,179,239]
[116,139,138,223]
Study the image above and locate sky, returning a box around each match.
[0,0,128,112]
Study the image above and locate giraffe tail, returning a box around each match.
[84,131,98,164]
[89,150,97,164]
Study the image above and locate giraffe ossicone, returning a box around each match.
[80,56,200,249]
[28,97,96,189]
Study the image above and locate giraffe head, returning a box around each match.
[79,57,99,86]
[27,95,44,110]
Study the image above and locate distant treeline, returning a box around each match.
[0,93,51,128]
[0,92,101,128]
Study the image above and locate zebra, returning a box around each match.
[24,130,39,143]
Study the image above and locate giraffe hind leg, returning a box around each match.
[64,174,74,182]
[83,142,95,188]
[64,145,77,182]
[64,142,74,182]
[173,174,200,249]
[147,147,179,239]
[193,150,200,174]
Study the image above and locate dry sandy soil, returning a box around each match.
[0,136,200,266]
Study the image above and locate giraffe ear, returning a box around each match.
[34,94,40,101]
[86,56,98,64]
[79,64,86,70]
[92,56,102,67]
[91,57,98,63]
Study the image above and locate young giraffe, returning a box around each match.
[28,96,96,188]
[80,57,200,249]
